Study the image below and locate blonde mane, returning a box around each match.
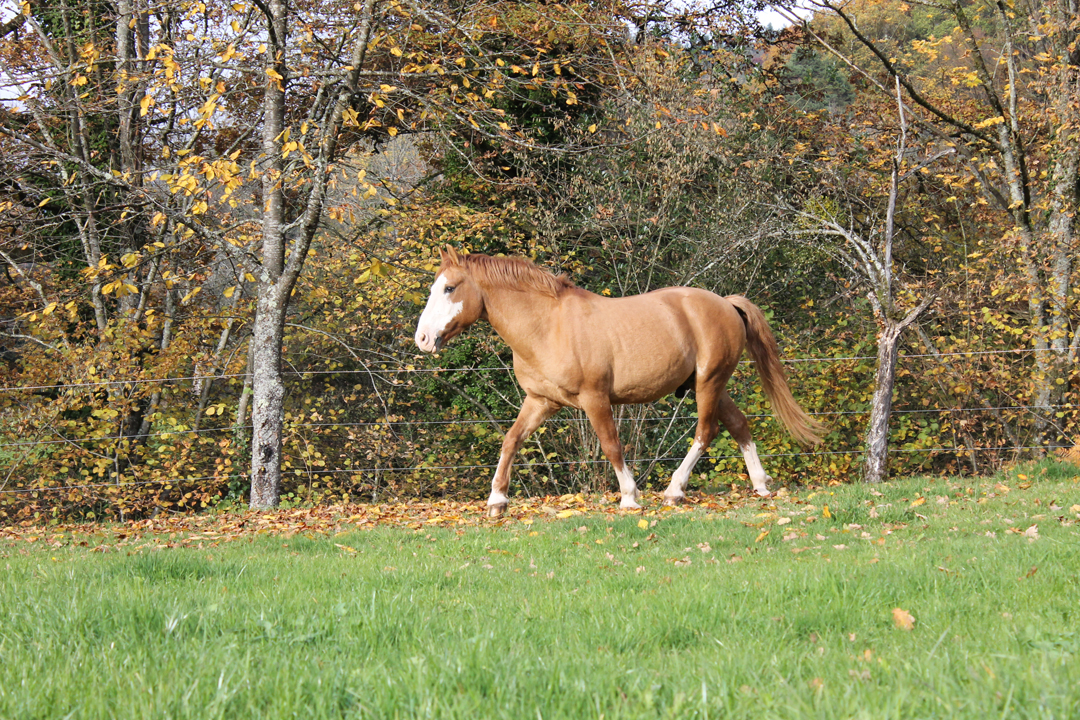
[462,253,574,298]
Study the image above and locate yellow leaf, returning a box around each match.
[973,115,1005,129]
[637,519,649,529]
[755,530,769,543]
[892,608,915,631]
[910,497,926,508]
[390,46,402,57]
[555,509,576,518]
[588,124,597,133]
[223,285,236,298]
[822,505,832,518]
[387,127,398,136]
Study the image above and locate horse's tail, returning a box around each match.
[726,295,826,446]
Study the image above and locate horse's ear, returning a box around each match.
[440,245,461,266]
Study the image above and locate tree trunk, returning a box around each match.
[864,295,934,483]
[864,323,902,483]
[248,0,289,509]
[249,285,288,507]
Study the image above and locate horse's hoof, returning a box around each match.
[662,494,684,506]
[488,503,507,518]
[620,499,642,510]
[754,488,772,498]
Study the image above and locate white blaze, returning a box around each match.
[414,275,463,352]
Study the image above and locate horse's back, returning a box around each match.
[548,287,746,404]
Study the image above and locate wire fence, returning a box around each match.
[0,346,1053,394]
[1,346,1076,502]
[1,444,1074,496]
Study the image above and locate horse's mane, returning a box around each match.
[462,253,575,298]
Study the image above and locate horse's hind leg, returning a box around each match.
[663,382,721,505]
[488,395,560,517]
[716,391,772,496]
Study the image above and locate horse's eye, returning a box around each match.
[444,285,455,294]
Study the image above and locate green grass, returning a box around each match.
[2,463,1079,719]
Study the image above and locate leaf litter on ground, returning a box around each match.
[2,466,1077,552]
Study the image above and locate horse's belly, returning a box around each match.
[609,356,695,404]
[606,329,697,403]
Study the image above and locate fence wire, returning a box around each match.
[1,404,1075,453]
[2,444,1073,496]
[0,347,1048,394]
[1,346,1076,499]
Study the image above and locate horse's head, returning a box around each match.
[414,246,485,353]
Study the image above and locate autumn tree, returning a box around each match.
[5,0,729,509]
[774,0,1080,450]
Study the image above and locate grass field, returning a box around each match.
[2,462,1079,719]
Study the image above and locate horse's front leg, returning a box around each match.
[488,395,560,518]
[580,395,641,510]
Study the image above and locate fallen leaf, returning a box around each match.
[1021,524,1039,539]
[637,519,649,529]
[892,608,915,631]
[755,530,770,542]
[822,505,832,519]
[910,497,926,508]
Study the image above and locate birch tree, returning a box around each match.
[1,0,650,508]
[774,0,1080,448]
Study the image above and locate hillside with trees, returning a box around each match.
[0,0,1076,521]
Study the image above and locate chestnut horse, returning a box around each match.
[414,247,824,517]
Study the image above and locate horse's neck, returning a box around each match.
[481,284,559,356]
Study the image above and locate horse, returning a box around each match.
[414,247,824,517]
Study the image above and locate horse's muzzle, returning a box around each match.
[414,330,444,353]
